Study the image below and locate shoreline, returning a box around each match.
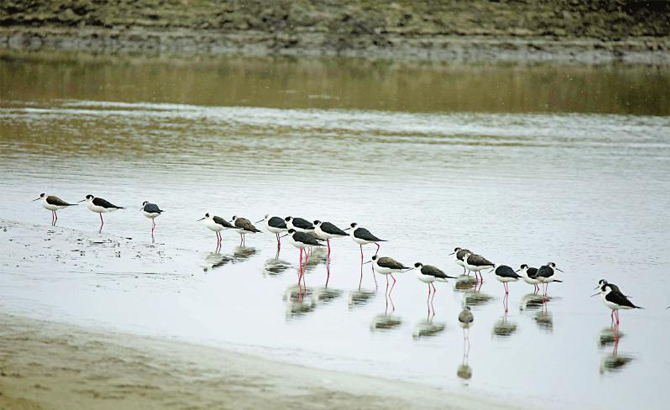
[2,27,669,65]
[0,312,528,410]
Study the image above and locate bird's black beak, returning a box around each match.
[590,292,600,297]
[556,268,564,272]
[593,285,600,290]
[344,227,351,231]
[31,197,40,202]
[448,252,455,255]
[255,219,263,223]
[362,260,372,265]
[279,234,288,238]
[197,217,205,221]
[514,269,520,273]
[78,199,86,203]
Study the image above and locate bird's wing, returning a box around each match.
[423,265,450,279]
[354,227,383,242]
[293,218,314,229]
[536,266,553,278]
[497,265,520,278]
[236,217,260,232]
[268,216,287,229]
[606,290,638,309]
[527,267,539,278]
[294,232,323,246]
[321,222,348,235]
[469,254,494,266]
[144,203,163,213]
[92,197,121,209]
[47,196,74,206]
[213,216,235,228]
[378,257,407,270]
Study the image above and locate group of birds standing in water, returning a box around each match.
[33,192,650,331]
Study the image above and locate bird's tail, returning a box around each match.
[553,279,563,283]
[635,305,644,309]
[66,203,78,206]
[116,206,125,209]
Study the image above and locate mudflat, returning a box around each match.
[0,313,524,410]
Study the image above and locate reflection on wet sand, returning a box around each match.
[303,248,327,271]
[348,288,376,308]
[534,309,553,332]
[202,252,233,272]
[599,328,635,374]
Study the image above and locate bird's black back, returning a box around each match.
[213,216,235,228]
[46,196,74,206]
[92,197,122,209]
[495,265,520,278]
[527,267,539,278]
[536,265,555,278]
[354,227,383,242]
[377,257,407,270]
[268,216,287,229]
[292,217,314,230]
[605,289,639,309]
[421,265,454,279]
[143,203,163,213]
[320,221,348,236]
[293,231,323,246]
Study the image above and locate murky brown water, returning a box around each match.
[1,51,670,410]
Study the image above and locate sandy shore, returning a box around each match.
[0,313,525,410]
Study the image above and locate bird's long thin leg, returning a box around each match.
[375,243,380,256]
[325,259,330,288]
[390,274,397,295]
[360,245,363,263]
[99,213,104,233]
[54,211,58,226]
[50,211,54,226]
[327,239,331,258]
[426,284,431,316]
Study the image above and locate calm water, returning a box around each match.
[1,52,670,409]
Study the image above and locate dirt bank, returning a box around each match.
[1,1,669,63]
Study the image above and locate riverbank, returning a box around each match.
[0,312,527,410]
[1,1,669,64]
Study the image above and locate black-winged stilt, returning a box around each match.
[33,193,77,226]
[80,194,124,233]
[141,201,163,242]
[592,282,642,326]
[231,216,261,246]
[197,213,237,252]
[313,220,348,257]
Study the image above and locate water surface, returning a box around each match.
[1,52,670,410]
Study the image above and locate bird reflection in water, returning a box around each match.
[462,288,493,308]
[348,288,376,308]
[264,249,291,276]
[457,305,474,381]
[371,292,401,331]
[312,287,343,305]
[454,275,478,293]
[492,309,518,338]
[283,285,316,319]
[534,301,553,332]
[599,327,634,374]
[412,301,445,339]
[370,312,402,332]
[202,252,233,272]
[232,246,257,263]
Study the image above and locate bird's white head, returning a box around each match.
[313,220,322,227]
[32,193,46,202]
[142,201,148,206]
[350,222,358,229]
[414,262,424,269]
[285,216,293,222]
[197,213,212,222]
[287,228,296,234]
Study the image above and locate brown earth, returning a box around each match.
[1,1,669,63]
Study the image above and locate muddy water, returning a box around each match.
[1,52,670,409]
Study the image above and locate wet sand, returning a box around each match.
[0,218,529,410]
[0,312,524,410]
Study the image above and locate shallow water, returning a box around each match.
[1,52,670,409]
